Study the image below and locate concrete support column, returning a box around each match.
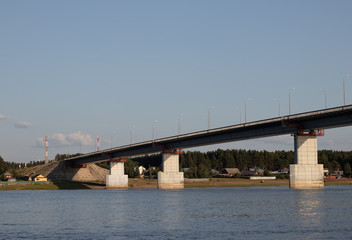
[106,158,128,188]
[289,134,324,189]
[158,150,184,189]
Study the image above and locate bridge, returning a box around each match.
[66,104,352,189]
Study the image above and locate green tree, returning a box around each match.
[210,155,221,170]
[0,155,6,174]
[96,162,109,169]
[197,164,210,178]
[234,173,241,178]
[0,174,6,181]
[185,152,195,169]
[332,160,341,172]
[343,163,351,177]
[224,150,235,168]
[264,169,271,176]
[124,158,139,178]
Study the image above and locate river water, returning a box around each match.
[0,186,351,240]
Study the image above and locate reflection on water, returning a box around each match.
[294,190,324,239]
[297,190,322,216]
[158,190,184,230]
[0,186,351,240]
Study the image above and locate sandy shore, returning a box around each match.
[1,178,351,190]
[78,178,352,189]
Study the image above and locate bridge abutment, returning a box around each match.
[289,131,324,189]
[158,150,184,190]
[106,158,128,188]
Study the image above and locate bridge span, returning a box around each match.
[66,105,352,189]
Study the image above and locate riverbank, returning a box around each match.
[0,181,105,190]
[1,178,351,190]
[125,178,352,188]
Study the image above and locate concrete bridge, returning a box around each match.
[66,105,352,189]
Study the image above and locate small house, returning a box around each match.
[210,169,220,176]
[8,177,16,182]
[249,167,265,176]
[32,174,47,182]
[221,168,240,176]
[3,171,14,180]
[240,170,257,176]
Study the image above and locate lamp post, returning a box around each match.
[152,123,155,141]
[130,128,132,145]
[289,88,295,115]
[178,118,181,135]
[130,125,135,145]
[344,74,350,106]
[236,106,242,124]
[111,130,114,148]
[152,120,158,140]
[343,79,346,106]
[274,98,280,117]
[111,130,117,148]
[208,106,215,130]
[321,89,327,109]
[240,109,242,124]
[178,113,183,135]
[245,98,251,123]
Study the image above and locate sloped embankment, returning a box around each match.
[19,161,109,183]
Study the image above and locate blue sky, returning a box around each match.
[1,0,352,163]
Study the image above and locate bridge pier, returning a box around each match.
[158,149,184,189]
[289,130,324,189]
[106,158,128,188]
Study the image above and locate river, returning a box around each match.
[0,186,351,239]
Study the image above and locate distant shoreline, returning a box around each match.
[0,178,351,190]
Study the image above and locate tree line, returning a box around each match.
[1,149,351,179]
[131,149,352,178]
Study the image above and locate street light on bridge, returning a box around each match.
[344,74,350,106]
[208,106,215,130]
[274,98,280,117]
[178,113,183,135]
[289,88,295,115]
[320,89,327,109]
[235,106,242,124]
[130,125,135,145]
[244,98,251,123]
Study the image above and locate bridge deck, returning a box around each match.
[66,105,352,165]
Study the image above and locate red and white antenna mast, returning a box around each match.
[45,136,48,164]
[97,136,100,151]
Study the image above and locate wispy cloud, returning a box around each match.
[14,121,32,128]
[35,131,94,147]
[1,115,32,129]
[0,114,10,120]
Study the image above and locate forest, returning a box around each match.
[129,149,352,178]
[1,149,351,179]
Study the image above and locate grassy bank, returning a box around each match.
[324,181,352,186]
[185,178,290,188]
